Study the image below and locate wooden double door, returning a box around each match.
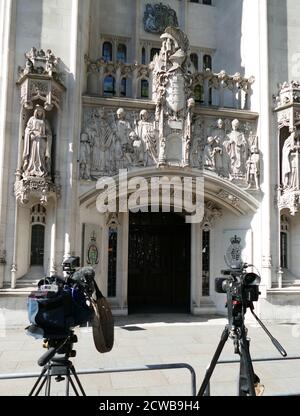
[128,212,191,313]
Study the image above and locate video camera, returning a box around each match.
[215,262,261,327]
[27,257,95,340]
[215,263,261,304]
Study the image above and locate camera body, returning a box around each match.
[62,256,80,274]
[215,265,261,304]
[27,257,94,339]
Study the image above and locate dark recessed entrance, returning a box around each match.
[30,224,45,266]
[128,212,191,313]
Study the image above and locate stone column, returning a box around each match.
[58,0,90,262]
[117,212,129,313]
[191,223,203,313]
[258,0,274,289]
[0,0,16,287]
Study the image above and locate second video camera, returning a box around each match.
[215,264,261,303]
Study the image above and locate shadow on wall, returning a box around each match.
[268,0,288,88]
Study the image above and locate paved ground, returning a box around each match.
[0,314,300,396]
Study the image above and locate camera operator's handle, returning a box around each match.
[37,338,68,366]
[38,347,57,367]
[250,306,287,357]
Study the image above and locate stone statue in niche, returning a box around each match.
[22,105,52,178]
[226,119,248,177]
[246,145,260,190]
[281,127,300,189]
[79,132,91,180]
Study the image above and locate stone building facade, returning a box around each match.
[1,0,300,320]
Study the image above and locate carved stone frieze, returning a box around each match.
[217,189,240,207]
[203,117,259,189]
[80,106,158,179]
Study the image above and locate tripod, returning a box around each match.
[198,285,287,396]
[29,331,86,396]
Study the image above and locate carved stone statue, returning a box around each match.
[89,108,114,173]
[226,119,248,177]
[22,105,52,177]
[135,109,157,166]
[246,145,260,190]
[79,132,91,180]
[152,27,195,166]
[113,108,133,168]
[282,128,296,188]
[203,136,223,175]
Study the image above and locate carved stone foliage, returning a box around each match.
[278,191,300,216]
[201,201,222,231]
[203,118,260,189]
[143,3,178,34]
[17,48,65,111]
[14,176,61,206]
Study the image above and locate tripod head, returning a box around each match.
[38,330,78,367]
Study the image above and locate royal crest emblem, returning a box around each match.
[225,235,243,269]
[143,3,178,34]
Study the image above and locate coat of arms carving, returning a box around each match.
[143,3,178,34]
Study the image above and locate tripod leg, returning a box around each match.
[29,366,48,396]
[68,374,80,396]
[197,326,229,396]
[65,368,70,396]
[238,330,256,396]
[70,365,86,396]
[45,368,52,396]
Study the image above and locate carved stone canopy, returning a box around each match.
[17,48,65,111]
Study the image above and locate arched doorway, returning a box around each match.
[128,212,191,313]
